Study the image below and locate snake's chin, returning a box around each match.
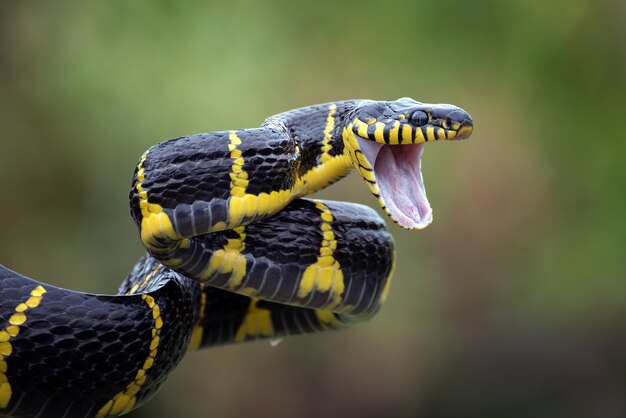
[356,136,432,229]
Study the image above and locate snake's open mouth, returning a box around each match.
[356,137,431,229]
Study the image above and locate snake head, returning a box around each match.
[344,97,473,230]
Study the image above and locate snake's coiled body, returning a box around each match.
[0,99,472,418]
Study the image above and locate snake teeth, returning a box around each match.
[356,136,432,230]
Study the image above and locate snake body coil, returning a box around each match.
[0,98,472,418]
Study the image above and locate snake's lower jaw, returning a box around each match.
[356,136,432,230]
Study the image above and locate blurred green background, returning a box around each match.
[1,1,625,417]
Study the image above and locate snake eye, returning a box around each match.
[411,111,428,126]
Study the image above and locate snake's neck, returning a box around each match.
[294,152,352,197]
[268,100,364,197]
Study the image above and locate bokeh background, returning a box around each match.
[1,1,625,417]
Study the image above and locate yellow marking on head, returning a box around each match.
[234,299,274,343]
[436,128,446,140]
[413,126,425,143]
[296,201,345,309]
[447,130,457,139]
[400,124,413,144]
[458,125,473,138]
[96,294,163,417]
[319,104,337,164]
[425,126,435,141]
[374,122,385,143]
[388,121,401,145]
[0,285,47,409]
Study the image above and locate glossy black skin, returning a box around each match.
[0,98,471,418]
[267,100,360,175]
[129,100,365,234]
[132,99,472,238]
[130,125,301,230]
[0,263,199,418]
[0,201,392,418]
[148,199,393,316]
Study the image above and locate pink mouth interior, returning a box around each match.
[357,137,432,229]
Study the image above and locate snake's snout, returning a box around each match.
[347,98,473,230]
[440,107,473,140]
[350,99,473,144]
[411,104,473,141]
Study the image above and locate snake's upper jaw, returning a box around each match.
[356,136,431,230]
